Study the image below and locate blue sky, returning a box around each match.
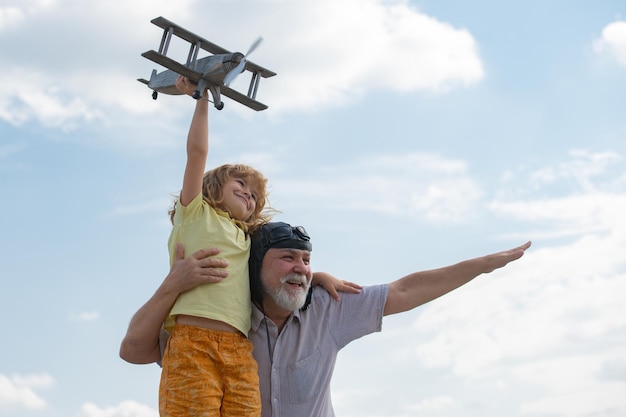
[1,1,625,416]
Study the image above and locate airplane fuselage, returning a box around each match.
[147,52,243,94]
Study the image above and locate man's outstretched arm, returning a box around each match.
[119,244,228,364]
[383,241,531,316]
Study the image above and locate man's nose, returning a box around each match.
[292,258,308,274]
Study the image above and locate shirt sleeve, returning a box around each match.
[326,284,388,349]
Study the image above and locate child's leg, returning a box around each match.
[220,335,261,417]
[159,324,223,417]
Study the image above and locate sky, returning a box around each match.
[1,0,625,416]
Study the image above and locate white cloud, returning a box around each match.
[528,149,623,190]
[69,310,101,321]
[0,69,103,131]
[407,233,626,417]
[500,149,624,194]
[406,395,454,412]
[0,0,56,30]
[77,401,158,417]
[255,0,484,112]
[516,349,626,417]
[400,150,626,417]
[0,6,24,29]
[0,0,483,129]
[593,20,626,66]
[413,231,626,367]
[274,151,482,223]
[492,149,626,239]
[0,373,53,411]
[489,192,626,239]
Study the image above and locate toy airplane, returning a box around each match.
[138,16,276,111]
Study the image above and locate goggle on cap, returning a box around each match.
[249,222,312,307]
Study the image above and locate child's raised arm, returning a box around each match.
[176,75,209,206]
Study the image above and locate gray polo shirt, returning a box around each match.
[249,284,388,417]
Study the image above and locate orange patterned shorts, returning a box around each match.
[159,324,261,417]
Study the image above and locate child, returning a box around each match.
[159,75,270,416]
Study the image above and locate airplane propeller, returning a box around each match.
[223,36,263,87]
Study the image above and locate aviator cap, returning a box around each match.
[249,222,312,307]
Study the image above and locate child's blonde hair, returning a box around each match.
[169,163,274,233]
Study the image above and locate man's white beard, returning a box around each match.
[266,273,310,311]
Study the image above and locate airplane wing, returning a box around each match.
[151,16,231,55]
[142,49,268,110]
[141,50,203,83]
[221,86,268,111]
[151,16,276,79]
[244,62,276,79]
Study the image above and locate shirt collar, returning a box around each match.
[214,207,247,231]
[251,303,301,331]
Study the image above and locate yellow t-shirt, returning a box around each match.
[165,193,252,335]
